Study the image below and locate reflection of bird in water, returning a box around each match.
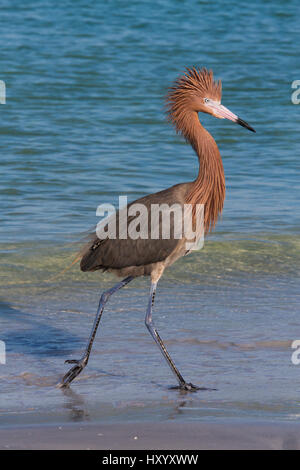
[61,386,89,421]
[59,67,255,390]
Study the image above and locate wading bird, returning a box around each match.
[59,67,255,390]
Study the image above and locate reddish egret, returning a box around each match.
[59,67,255,390]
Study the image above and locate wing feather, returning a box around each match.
[80,183,190,272]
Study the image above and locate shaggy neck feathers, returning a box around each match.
[166,68,225,233]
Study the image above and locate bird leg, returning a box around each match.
[145,282,199,392]
[58,275,134,388]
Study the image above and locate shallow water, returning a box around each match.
[1,236,300,426]
[0,0,300,427]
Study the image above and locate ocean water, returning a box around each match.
[0,0,300,427]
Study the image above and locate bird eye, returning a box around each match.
[204,98,209,103]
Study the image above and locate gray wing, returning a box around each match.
[80,182,191,272]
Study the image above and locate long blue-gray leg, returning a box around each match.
[58,276,133,388]
[145,282,199,391]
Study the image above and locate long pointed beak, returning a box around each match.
[209,102,256,133]
[236,117,256,133]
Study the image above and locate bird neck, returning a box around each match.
[182,112,226,233]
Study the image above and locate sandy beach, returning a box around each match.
[1,420,300,450]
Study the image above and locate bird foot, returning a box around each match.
[57,356,88,388]
[180,381,201,392]
[170,382,216,392]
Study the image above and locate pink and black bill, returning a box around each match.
[236,117,256,133]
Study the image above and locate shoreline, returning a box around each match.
[1,420,300,450]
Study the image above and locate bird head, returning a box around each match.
[167,67,255,133]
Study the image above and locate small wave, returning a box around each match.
[168,338,292,351]
[0,234,299,293]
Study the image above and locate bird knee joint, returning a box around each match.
[145,315,153,328]
[101,291,110,303]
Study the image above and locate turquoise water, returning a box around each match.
[0,0,300,427]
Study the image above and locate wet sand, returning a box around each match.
[1,420,300,450]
